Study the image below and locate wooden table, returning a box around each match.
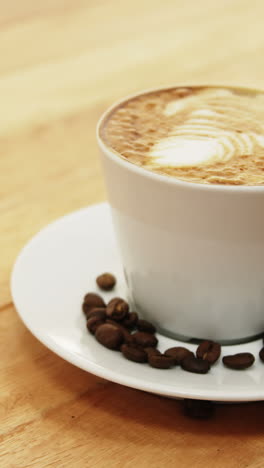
[1,1,264,466]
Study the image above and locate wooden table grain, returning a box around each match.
[1,1,264,466]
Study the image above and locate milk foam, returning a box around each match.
[149,93,264,167]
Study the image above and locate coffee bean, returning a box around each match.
[106,320,134,344]
[196,340,221,364]
[87,316,105,334]
[259,347,264,362]
[181,356,210,374]
[148,354,175,369]
[86,308,107,320]
[133,331,158,348]
[145,347,161,358]
[222,353,255,370]
[106,297,129,321]
[83,293,105,315]
[95,323,124,350]
[164,347,194,365]
[137,319,156,334]
[122,312,138,329]
[96,273,116,291]
[121,343,148,363]
[183,399,215,420]
[124,334,136,345]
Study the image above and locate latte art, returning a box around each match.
[101,86,264,185]
[150,93,264,167]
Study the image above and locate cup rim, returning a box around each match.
[96,84,264,194]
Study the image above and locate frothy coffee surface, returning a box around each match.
[101,86,264,185]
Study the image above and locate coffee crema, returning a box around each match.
[100,86,264,186]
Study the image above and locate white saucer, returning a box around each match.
[11,203,264,402]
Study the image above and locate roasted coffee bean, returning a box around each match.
[164,347,194,365]
[86,308,107,320]
[87,316,105,334]
[95,323,124,350]
[122,312,139,329]
[148,354,175,369]
[181,356,210,374]
[96,273,116,291]
[133,331,158,348]
[82,303,90,316]
[106,320,134,344]
[196,340,221,364]
[121,343,148,363]
[83,293,105,314]
[145,347,161,358]
[123,334,136,345]
[222,353,255,370]
[183,399,215,420]
[106,297,129,321]
[259,347,264,363]
[137,319,156,334]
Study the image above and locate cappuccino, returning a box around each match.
[100,86,264,185]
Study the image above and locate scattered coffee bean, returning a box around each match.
[87,316,105,334]
[122,312,139,329]
[106,297,129,321]
[137,319,156,334]
[196,340,221,364]
[86,308,107,320]
[181,356,210,374]
[148,354,175,369]
[183,399,215,420]
[124,334,136,345]
[133,331,158,348]
[145,347,161,358]
[95,323,124,350]
[83,293,105,315]
[164,347,194,365]
[121,343,148,363]
[83,280,258,382]
[82,303,90,316]
[106,320,134,344]
[222,353,255,370]
[96,273,116,291]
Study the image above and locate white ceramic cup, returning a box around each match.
[97,87,264,344]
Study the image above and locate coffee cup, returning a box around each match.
[97,87,264,344]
